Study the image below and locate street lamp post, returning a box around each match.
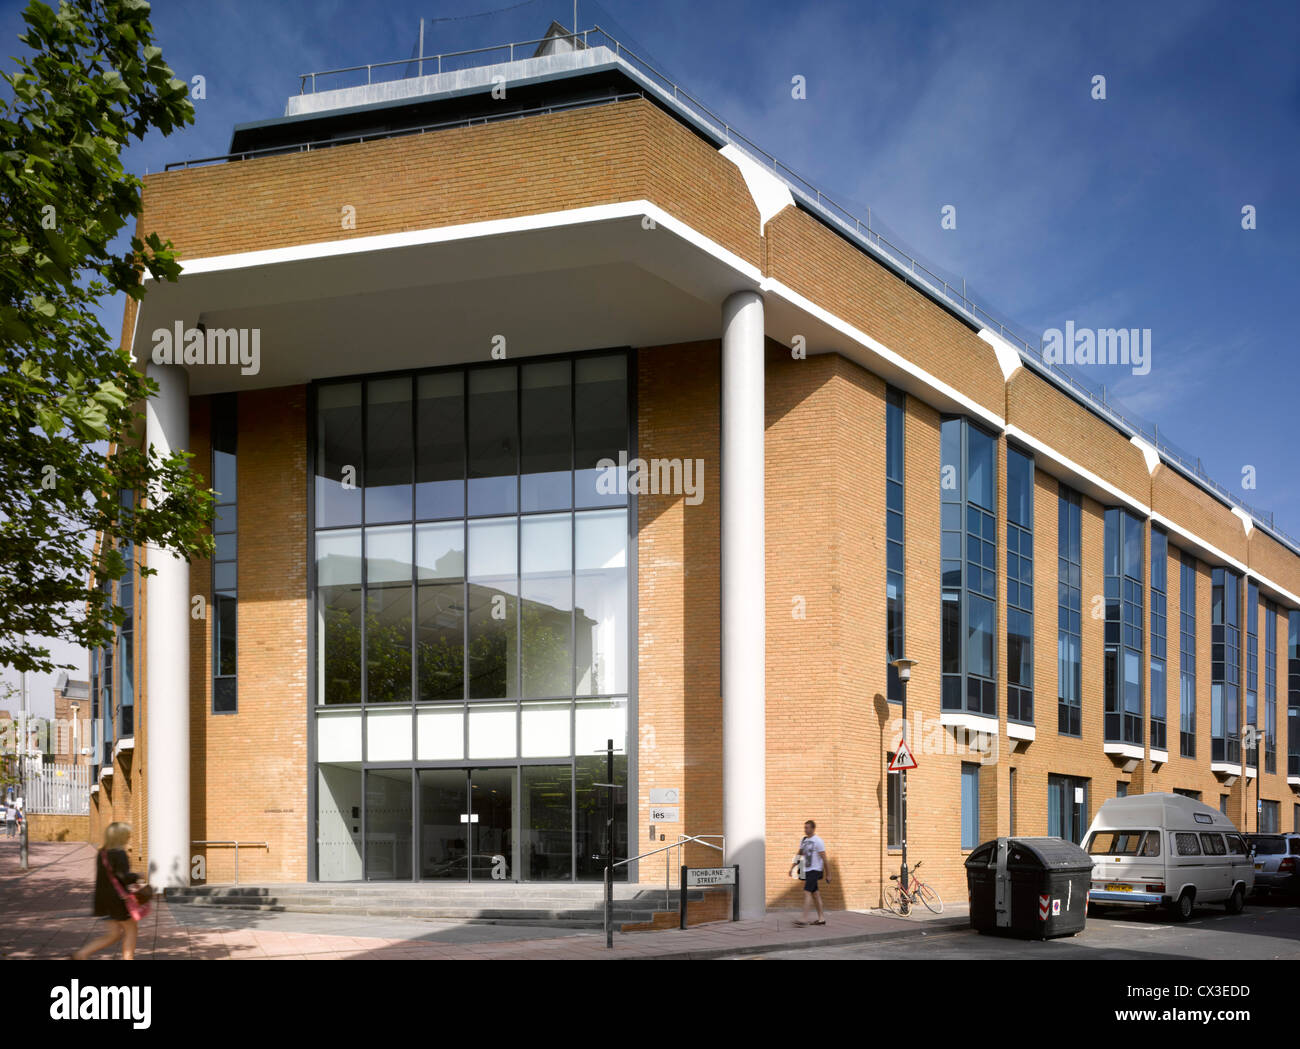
[891,657,917,915]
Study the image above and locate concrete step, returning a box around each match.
[161,882,700,930]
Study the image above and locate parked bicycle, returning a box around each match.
[883,859,943,915]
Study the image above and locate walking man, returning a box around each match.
[790,819,829,926]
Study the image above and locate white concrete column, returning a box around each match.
[145,363,191,889]
[721,289,766,918]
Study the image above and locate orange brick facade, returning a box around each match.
[94,91,1300,910]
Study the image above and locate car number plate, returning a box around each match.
[1105,882,1131,892]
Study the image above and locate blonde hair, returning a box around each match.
[103,822,131,850]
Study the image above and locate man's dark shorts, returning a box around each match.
[804,869,822,893]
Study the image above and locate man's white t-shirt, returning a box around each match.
[801,835,826,873]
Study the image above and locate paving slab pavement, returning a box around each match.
[1,839,967,960]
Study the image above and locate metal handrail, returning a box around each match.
[611,832,723,869]
[603,832,724,942]
[191,839,268,886]
[182,25,1298,553]
[297,32,585,94]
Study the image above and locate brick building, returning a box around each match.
[52,672,91,767]
[89,26,1300,913]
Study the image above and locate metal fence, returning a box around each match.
[23,762,90,815]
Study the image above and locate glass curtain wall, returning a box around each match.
[312,352,630,882]
[940,418,997,719]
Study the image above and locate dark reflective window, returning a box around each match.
[468,368,517,516]
[1181,555,1198,758]
[316,383,362,527]
[941,418,996,716]
[1058,486,1082,736]
[365,378,412,523]
[212,394,237,714]
[416,372,465,520]
[1007,447,1033,724]
[574,355,627,507]
[886,388,905,703]
[521,361,572,512]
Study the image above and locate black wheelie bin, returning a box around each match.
[965,836,1092,940]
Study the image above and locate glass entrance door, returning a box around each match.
[418,768,516,881]
[469,768,514,881]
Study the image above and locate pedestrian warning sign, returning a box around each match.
[888,741,918,771]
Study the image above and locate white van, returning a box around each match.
[1083,792,1254,920]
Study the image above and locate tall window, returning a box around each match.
[89,647,99,769]
[1246,582,1259,769]
[1180,554,1197,758]
[1149,528,1167,752]
[1211,567,1241,765]
[940,419,997,718]
[1261,800,1279,833]
[312,353,631,882]
[212,394,238,714]
[885,387,905,703]
[1104,509,1144,745]
[1048,774,1089,844]
[1289,611,1300,777]
[1006,446,1034,724]
[886,755,902,848]
[1266,604,1277,774]
[116,489,135,738]
[1057,485,1082,736]
[960,762,980,850]
[95,578,114,762]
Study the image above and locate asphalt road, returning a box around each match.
[734,898,1300,960]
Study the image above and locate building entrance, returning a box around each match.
[419,767,515,880]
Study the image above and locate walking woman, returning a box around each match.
[72,822,150,961]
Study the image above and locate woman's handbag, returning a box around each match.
[100,849,151,921]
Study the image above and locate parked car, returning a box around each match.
[422,853,507,879]
[1083,793,1254,920]
[1244,833,1300,900]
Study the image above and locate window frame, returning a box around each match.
[1057,485,1083,736]
[211,392,239,715]
[940,418,999,720]
[1006,444,1034,725]
[1179,554,1198,759]
[1103,508,1144,746]
[885,387,906,703]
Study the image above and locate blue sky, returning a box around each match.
[2,0,1297,713]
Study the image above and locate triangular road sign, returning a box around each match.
[888,740,918,771]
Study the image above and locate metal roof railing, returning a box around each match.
[192,28,1298,555]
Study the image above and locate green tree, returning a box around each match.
[0,0,211,674]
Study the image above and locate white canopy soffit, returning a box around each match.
[131,198,1009,426]
[132,204,762,396]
